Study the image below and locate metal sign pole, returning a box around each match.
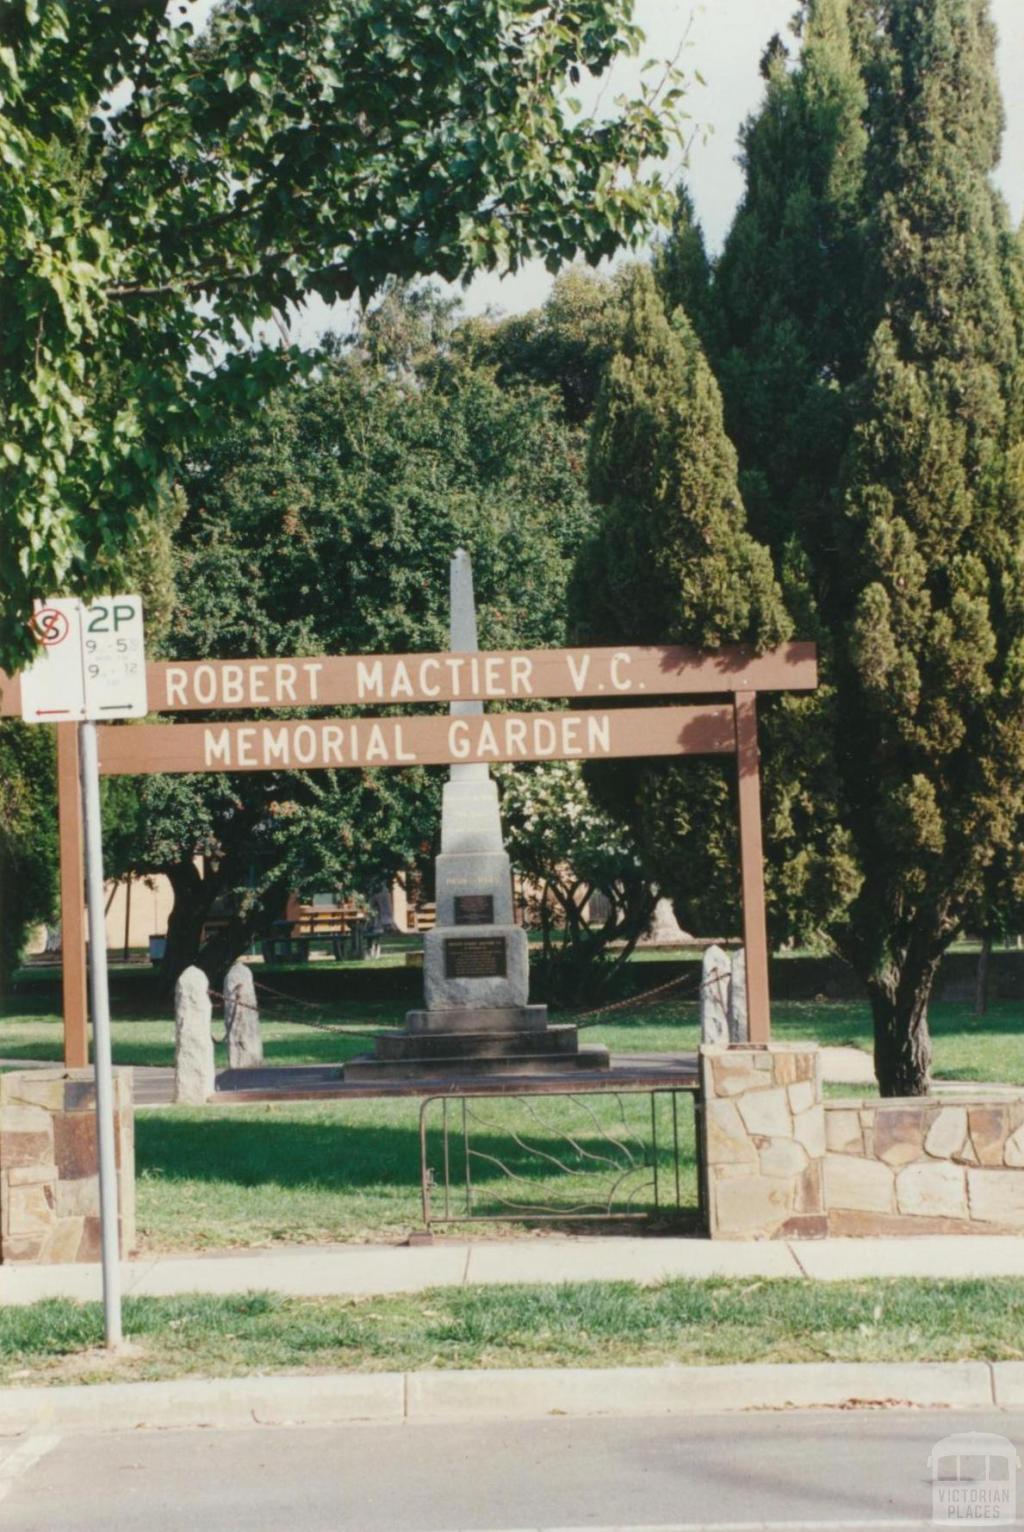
[79,718,123,1348]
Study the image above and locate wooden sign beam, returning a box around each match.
[0,642,817,716]
[735,692,771,1046]
[96,704,737,776]
[0,634,816,1061]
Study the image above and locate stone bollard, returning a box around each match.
[174,965,215,1104]
[700,944,731,1045]
[729,948,749,1043]
[224,960,263,1069]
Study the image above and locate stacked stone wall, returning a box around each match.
[0,1069,135,1263]
[824,1096,1024,1235]
[699,1044,827,1239]
[699,1044,1024,1238]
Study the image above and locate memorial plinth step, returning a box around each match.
[374,1025,579,1061]
[405,1004,549,1034]
[343,1044,611,1082]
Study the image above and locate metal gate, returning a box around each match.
[419,1086,697,1228]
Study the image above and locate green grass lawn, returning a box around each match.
[1,987,1022,1082]
[3,1277,1024,1387]
[136,1092,699,1250]
[3,978,1022,1253]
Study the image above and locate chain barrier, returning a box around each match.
[210,982,387,1041]
[209,960,712,1040]
[569,967,705,1028]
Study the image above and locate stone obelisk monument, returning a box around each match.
[345,550,608,1080]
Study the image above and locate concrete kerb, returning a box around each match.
[0,1361,1002,1437]
[404,1360,996,1421]
[0,1372,404,1435]
[993,1362,1024,1405]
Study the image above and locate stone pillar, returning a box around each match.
[0,1068,135,1263]
[406,549,548,1035]
[699,945,731,1045]
[699,1043,826,1239]
[174,965,215,1104]
[345,550,609,1079]
[224,961,263,1069]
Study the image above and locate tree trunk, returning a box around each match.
[198,878,286,985]
[160,861,212,987]
[867,965,936,1097]
[974,931,993,1017]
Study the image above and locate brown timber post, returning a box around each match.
[56,723,89,1067]
[734,690,771,1043]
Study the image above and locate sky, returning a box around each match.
[182,0,1024,343]
[447,0,1024,323]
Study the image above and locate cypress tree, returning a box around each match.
[694,0,1024,1094]
[582,266,789,649]
[832,0,1024,1093]
[572,267,795,932]
[709,0,870,552]
[654,184,712,342]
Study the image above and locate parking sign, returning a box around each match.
[20,595,147,722]
[81,595,147,718]
[19,598,88,721]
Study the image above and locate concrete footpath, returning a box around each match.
[3,1232,1024,1306]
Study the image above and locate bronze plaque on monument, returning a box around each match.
[445,936,507,979]
[454,894,494,926]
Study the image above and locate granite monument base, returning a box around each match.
[422,924,528,1011]
[344,1028,611,1081]
[405,1004,550,1034]
[345,996,612,1081]
[345,987,612,1082]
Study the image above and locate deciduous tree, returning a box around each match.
[107,304,595,979]
[497,760,656,1001]
[0,0,684,666]
[0,721,57,989]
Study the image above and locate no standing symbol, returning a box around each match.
[31,607,71,647]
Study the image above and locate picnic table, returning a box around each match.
[260,904,370,964]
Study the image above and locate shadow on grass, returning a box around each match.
[0,1040,66,1064]
[137,1112,699,1204]
[137,1114,424,1190]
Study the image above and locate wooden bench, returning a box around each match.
[408,903,437,933]
[260,904,369,964]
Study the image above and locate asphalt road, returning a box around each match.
[2,1408,1022,1531]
